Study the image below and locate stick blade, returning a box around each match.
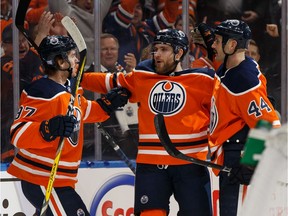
[154,113,180,158]
[61,16,87,52]
[154,114,231,172]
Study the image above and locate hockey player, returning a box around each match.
[81,29,214,216]
[7,35,130,215]
[209,19,281,216]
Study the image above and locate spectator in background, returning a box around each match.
[261,0,282,113]
[26,0,48,24]
[48,0,113,68]
[1,23,43,162]
[245,39,260,63]
[266,23,279,37]
[102,0,179,66]
[140,43,153,61]
[32,11,71,45]
[88,33,137,73]
[84,33,138,160]
[197,0,268,53]
[109,0,166,20]
[140,0,165,19]
[1,0,13,45]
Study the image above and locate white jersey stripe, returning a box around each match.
[11,160,77,181]
[139,130,207,140]
[138,146,208,155]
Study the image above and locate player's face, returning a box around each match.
[153,44,176,75]
[212,34,225,61]
[1,32,29,58]
[174,18,195,32]
[67,49,79,77]
[74,0,93,14]
[131,3,143,26]
[100,37,119,70]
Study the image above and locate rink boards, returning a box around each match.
[0,161,247,216]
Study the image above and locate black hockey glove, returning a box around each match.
[97,87,131,115]
[228,164,255,185]
[193,23,215,61]
[40,115,77,142]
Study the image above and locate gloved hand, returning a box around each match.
[40,115,77,142]
[228,164,255,185]
[192,23,215,60]
[97,87,131,115]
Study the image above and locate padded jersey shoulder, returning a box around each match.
[135,59,215,79]
[218,57,260,94]
[24,77,68,99]
[176,67,215,78]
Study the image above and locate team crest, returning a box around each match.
[149,80,186,116]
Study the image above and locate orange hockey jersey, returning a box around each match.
[7,77,109,188]
[81,59,215,165]
[208,57,281,173]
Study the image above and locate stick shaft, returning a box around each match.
[96,123,136,174]
[154,113,231,172]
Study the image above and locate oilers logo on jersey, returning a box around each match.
[149,80,186,116]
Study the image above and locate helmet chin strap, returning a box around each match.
[57,61,73,79]
[222,41,237,71]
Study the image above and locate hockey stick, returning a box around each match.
[15,0,39,49]
[39,16,87,216]
[96,123,136,174]
[154,113,231,173]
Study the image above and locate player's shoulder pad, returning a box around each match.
[25,77,68,98]
[176,67,215,78]
[221,57,260,94]
[135,59,155,72]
